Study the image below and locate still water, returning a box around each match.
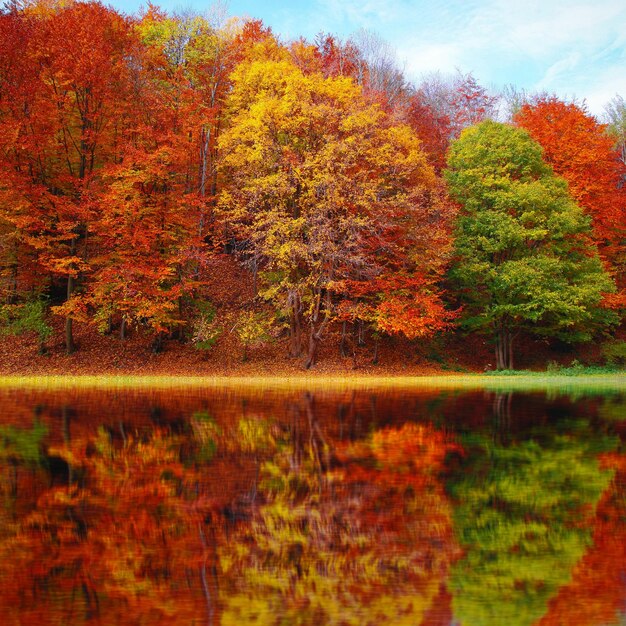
[0,383,624,625]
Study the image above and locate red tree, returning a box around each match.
[515,97,626,293]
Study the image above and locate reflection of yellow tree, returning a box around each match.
[219,422,460,625]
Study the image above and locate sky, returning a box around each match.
[107,0,626,116]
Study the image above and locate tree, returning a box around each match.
[445,121,617,370]
[349,29,410,112]
[514,97,626,289]
[219,54,444,367]
[604,94,626,173]
[89,7,241,347]
[91,145,199,343]
[0,1,137,353]
[406,71,499,172]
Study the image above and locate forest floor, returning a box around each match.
[0,316,612,378]
[0,255,619,378]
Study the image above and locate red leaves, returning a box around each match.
[515,98,626,279]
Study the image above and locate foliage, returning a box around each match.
[0,420,47,465]
[449,429,617,626]
[0,299,52,347]
[602,340,626,367]
[234,311,273,360]
[0,1,622,365]
[446,120,618,369]
[514,97,626,285]
[219,52,451,366]
[191,301,222,351]
[484,364,623,376]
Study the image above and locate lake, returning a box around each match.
[0,379,624,625]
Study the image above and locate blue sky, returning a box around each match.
[108,0,626,115]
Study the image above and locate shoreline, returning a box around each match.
[0,372,623,392]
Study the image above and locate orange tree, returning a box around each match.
[514,97,626,297]
[0,1,136,353]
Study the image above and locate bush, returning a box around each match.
[602,340,626,367]
[234,311,273,361]
[191,300,222,353]
[0,299,52,353]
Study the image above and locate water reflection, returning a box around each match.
[0,386,623,625]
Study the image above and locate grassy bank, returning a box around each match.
[0,372,623,394]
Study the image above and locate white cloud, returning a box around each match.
[227,0,626,113]
[314,0,404,28]
[402,42,465,78]
[385,0,626,111]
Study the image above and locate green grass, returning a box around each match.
[484,365,623,377]
[0,372,623,394]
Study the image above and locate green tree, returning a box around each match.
[449,427,616,626]
[445,121,617,370]
[0,299,52,354]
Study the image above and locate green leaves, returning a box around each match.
[446,121,618,367]
[450,430,616,626]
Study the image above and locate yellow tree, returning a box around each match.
[219,51,447,367]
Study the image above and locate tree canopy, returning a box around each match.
[445,121,617,369]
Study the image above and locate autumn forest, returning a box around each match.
[1,0,625,372]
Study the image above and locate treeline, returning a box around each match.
[0,0,624,369]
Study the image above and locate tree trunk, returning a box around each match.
[5,243,18,305]
[65,275,75,355]
[357,319,365,346]
[288,290,302,357]
[340,321,348,357]
[372,336,379,365]
[65,237,76,354]
[494,324,514,370]
[305,325,319,369]
[304,290,332,369]
[151,332,163,354]
[119,317,126,340]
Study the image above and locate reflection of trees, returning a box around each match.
[0,427,224,625]
[219,414,460,625]
[1,389,623,625]
[0,397,461,625]
[492,392,512,443]
[537,451,626,626]
[449,427,617,626]
[597,395,626,422]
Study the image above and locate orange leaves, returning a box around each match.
[370,423,457,471]
[514,98,626,277]
[375,293,454,340]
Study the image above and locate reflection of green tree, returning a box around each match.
[597,395,626,422]
[449,430,617,626]
[0,420,47,522]
[219,421,457,626]
[0,421,47,466]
